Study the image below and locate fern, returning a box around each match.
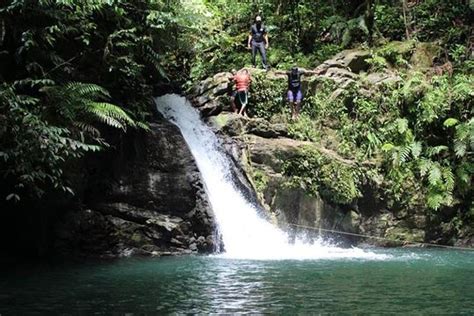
[73,122,100,137]
[427,193,443,210]
[399,144,412,164]
[65,82,111,100]
[426,145,449,157]
[454,141,467,158]
[428,164,442,185]
[410,141,422,158]
[443,118,459,127]
[396,118,409,134]
[418,159,431,177]
[86,108,125,130]
[442,166,455,192]
[87,102,135,130]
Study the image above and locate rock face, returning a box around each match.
[188,47,467,248]
[207,113,362,245]
[54,119,219,258]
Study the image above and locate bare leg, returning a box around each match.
[295,102,301,119]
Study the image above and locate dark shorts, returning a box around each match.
[233,90,248,106]
[287,89,302,102]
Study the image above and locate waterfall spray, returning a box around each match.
[156,94,387,260]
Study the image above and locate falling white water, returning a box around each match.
[155,94,389,260]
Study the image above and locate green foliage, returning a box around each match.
[252,169,269,193]
[0,83,101,200]
[366,55,388,72]
[44,82,138,131]
[277,62,472,216]
[374,3,405,40]
[283,148,362,205]
[287,114,320,142]
[248,72,286,119]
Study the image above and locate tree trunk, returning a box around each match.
[402,0,411,40]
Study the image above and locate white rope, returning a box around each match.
[287,223,474,251]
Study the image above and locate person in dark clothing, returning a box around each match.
[247,15,269,70]
[276,67,318,120]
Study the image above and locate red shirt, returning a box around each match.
[233,73,250,91]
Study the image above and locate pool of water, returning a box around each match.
[1,248,473,314]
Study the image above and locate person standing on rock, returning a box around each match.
[230,68,251,116]
[276,67,318,120]
[248,15,269,70]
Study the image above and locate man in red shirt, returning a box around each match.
[230,69,251,116]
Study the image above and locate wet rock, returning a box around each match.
[54,119,219,258]
[209,113,247,136]
[385,227,425,245]
[340,210,361,233]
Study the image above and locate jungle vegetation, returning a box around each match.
[0,0,472,238]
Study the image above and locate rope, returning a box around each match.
[287,223,474,252]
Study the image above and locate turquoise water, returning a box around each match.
[1,249,473,314]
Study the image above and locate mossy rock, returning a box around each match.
[378,41,416,61]
[411,42,441,69]
[385,226,425,244]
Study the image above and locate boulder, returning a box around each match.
[340,210,361,234]
[366,72,402,85]
[192,72,232,97]
[317,49,371,73]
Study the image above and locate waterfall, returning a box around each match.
[155,94,387,260]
